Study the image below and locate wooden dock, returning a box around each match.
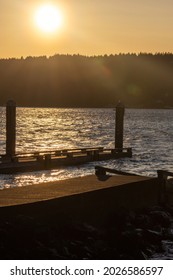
[0,174,152,207]
[0,147,132,174]
[1,101,132,174]
[1,161,166,229]
[0,168,161,226]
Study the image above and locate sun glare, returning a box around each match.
[35,4,63,33]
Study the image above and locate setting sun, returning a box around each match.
[34,4,63,33]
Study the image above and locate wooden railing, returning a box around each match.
[95,165,137,176]
[0,147,132,173]
[0,147,132,163]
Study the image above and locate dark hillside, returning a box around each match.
[0,53,173,108]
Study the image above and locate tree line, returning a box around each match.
[0,53,173,108]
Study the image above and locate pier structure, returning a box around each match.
[0,147,132,174]
[0,167,160,226]
[115,101,124,150]
[6,100,16,157]
[0,101,132,174]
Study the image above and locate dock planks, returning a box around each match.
[0,174,154,207]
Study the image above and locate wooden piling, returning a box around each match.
[45,154,51,169]
[6,100,16,157]
[115,101,124,150]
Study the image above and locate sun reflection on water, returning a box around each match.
[0,108,173,189]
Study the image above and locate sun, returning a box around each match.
[35,4,63,33]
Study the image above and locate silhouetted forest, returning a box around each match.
[0,53,173,108]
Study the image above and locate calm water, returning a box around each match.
[0,107,173,189]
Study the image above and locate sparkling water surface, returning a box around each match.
[0,107,173,189]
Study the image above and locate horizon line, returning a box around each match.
[1,51,173,60]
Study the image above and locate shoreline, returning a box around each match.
[1,203,173,260]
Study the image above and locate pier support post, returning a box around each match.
[6,100,16,157]
[115,101,124,150]
[45,154,51,169]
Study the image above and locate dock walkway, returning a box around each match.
[0,174,157,207]
[0,173,161,227]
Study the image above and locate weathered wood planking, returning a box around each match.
[0,174,156,207]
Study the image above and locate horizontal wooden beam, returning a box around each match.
[95,166,138,176]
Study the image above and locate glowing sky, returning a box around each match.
[1,0,173,58]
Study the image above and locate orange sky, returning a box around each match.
[1,0,173,58]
